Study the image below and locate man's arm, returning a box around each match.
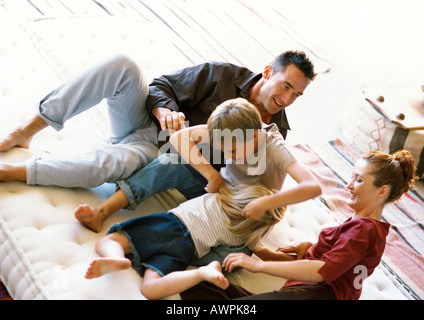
[147,63,218,130]
[147,62,256,131]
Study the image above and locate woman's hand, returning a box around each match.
[276,241,313,260]
[223,253,262,273]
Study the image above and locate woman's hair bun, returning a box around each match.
[391,150,418,190]
[362,150,418,203]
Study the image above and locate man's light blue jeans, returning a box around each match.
[25,55,159,188]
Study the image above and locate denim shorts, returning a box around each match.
[107,212,195,277]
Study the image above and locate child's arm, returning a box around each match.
[170,125,225,193]
[223,252,325,283]
[242,161,322,220]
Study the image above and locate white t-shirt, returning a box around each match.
[220,123,296,191]
[171,193,247,258]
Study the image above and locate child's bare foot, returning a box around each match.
[74,204,103,233]
[199,261,229,290]
[0,128,33,152]
[85,257,131,279]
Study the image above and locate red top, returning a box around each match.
[284,217,390,300]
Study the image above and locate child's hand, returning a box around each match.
[223,253,261,273]
[204,173,225,193]
[242,198,267,220]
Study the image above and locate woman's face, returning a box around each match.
[346,159,385,211]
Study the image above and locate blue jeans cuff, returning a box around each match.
[116,179,138,211]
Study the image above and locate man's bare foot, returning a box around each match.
[0,128,33,152]
[85,257,131,279]
[0,116,48,152]
[199,261,229,290]
[74,204,104,233]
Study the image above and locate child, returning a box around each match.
[85,183,292,299]
[75,98,321,229]
[77,97,321,278]
[182,150,418,300]
[169,97,321,220]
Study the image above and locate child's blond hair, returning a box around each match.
[216,183,285,249]
[207,98,262,146]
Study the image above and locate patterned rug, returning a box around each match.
[289,139,424,300]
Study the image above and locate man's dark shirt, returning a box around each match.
[146,62,290,139]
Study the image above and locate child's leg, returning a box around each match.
[75,189,129,233]
[85,232,132,279]
[141,261,229,300]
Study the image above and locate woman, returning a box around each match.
[181,150,418,300]
[84,183,292,300]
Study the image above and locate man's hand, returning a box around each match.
[160,111,186,131]
[153,108,186,131]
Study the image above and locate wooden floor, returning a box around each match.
[1,0,338,144]
[3,0,331,73]
[3,0,423,143]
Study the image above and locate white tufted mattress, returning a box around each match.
[0,6,412,300]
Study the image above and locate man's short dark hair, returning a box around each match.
[271,51,316,81]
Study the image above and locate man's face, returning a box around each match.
[259,64,310,115]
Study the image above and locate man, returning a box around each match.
[0,51,315,189]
